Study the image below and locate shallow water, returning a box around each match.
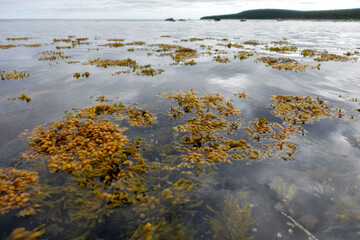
[1,19,360,239]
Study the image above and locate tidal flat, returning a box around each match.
[1,19,360,240]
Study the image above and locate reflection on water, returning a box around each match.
[1,19,360,239]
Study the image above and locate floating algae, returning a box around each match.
[0,168,39,215]
[266,45,297,53]
[99,42,125,48]
[95,95,110,102]
[22,103,156,175]
[188,38,204,42]
[75,103,156,126]
[151,44,180,53]
[107,38,125,41]
[66,61,81,64]
[243,40,261,46]
[245,116,299,160]
[148,44,197,63]
[22,44,43,48]
[136,68,164,76]
[83,58,138,71]
[270,95,332,124]
[114,70,131,75]
[226,43,244,49]
[39,51,72,61]
[21,103,158,224]
[344,50,360,56]
[171,47,198,63]
[314,51,355,62]
[56,46,72,49]
[5,224,45,240]
[235,92,247,98]
[7,37,31,41]
[0,44,17,49]
[246,116,297,142]
[126,41,146,46]
[17,93,32,102]
[162,90,262,167]
[73,72,90,79]
[234,51,253,60]
[53,38,71,43]
[271,40,291,45]
[1,70,29,80]
[301,49,318,57]
[257,57,320,72]
[184,59,197,65]
[213,55,230,63]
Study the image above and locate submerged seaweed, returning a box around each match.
[204,194,256,240]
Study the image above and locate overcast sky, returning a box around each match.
[0,0,358,19]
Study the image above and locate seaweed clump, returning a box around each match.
[267,45,297,53]
[171,47,198,63]
[246,116,298,160]
[73,72,90,79]
[22,44,42,48]
[234,51,253,60]
[22,103,156,207]
[39,51,71,61]
[56,46,72,49]
[0,168,38,215]
[1,70,29,80]
[84,58,138,71]
[270,95,332,124]
[243,40,260,46]
[53,38,71,43]
[99,42,125,48]
[301,49,318,57]
[18,93,31,103]
[314,52,354,62]
[213,55,230,63]
[257,57,320,72]
[96,96,110,102]
[151,44,180,53]
[7,37,30,41]
[136,68,164,76]
[184,59,196,65]
[0,44,17,49]
[163,90,258,167]
[235,92,247,98]
[76,103,156,127]
[126,41,146,46]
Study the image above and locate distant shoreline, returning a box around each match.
[0,18,359,22]
[201,8,360,20]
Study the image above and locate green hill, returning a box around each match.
[200,8,360,20]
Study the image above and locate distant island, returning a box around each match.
[200,8,360,20]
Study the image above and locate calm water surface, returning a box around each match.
[1,20,360,239]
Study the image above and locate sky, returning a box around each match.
[0,0,359,19]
